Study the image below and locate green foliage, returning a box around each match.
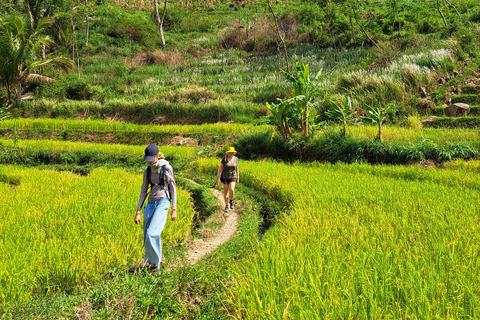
[0,102,8,121]
[259,98,294,141]
[281,61,325,136]
[325,96,357,137]
[0,13,74,106]
[233,127,479,164]
[360,102,397,141]
[423,116,480,129]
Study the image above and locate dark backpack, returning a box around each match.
[141,165,169,208]
[147,165,166,190]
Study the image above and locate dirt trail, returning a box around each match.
[182,180,239,265]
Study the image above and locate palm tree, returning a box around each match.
[0,14,75,107]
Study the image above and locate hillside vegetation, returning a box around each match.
[1,1,480,319]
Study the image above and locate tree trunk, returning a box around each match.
[395,0,400,39]
[284,119,293,138]
[436,0,448,27]
[353,5,380,49]
[349,15,356,43]
[154,0,167,48]
[311,4,317,39]
[85,0,89,45]
[41,43,46,60]
[71,17,75,61]
[303,101,308,136]
[268,1,289,74]
[444,0,461,24]
[16,80,22,107]
[7,85,12,106]
[377,123,382,141]
[391,0,395,40]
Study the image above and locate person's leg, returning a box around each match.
[143,197,170,267]
[223,182,230,212]
[228,182,236,209]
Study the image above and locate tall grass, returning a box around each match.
[0,139,197,158]
[0,166,195,303]
[0,119,271,135]
[195,158,480,318]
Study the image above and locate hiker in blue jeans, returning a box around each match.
[135,144,177,271]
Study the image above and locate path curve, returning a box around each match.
[183,180,239,265]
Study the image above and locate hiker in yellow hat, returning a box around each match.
[216,146,239,212]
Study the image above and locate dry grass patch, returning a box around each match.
[131,49,185,67]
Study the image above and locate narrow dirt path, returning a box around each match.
[182,180,239,265]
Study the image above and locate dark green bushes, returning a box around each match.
[452,94,480,104]
[424,116,480,129]
[233,130,479,164]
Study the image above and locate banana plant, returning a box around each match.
[360,104,394,141]
[258,98,293,141]
[0,102,8,121]
[325,96,357,137]
[281,61,324,137]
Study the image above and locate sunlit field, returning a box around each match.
[0,166,195,303]
[195,158,480,318]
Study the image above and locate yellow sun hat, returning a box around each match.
[227,146,237,153]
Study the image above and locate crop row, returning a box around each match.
[4,118,480,146]
[0,165,196,303]
[0,119,270,136]
[0,138,197,158]
[195,158,480,318]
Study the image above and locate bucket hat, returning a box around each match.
[227,146,237,153]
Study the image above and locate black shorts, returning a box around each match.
[221,177,238,184]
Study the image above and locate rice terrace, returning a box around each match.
[1,0,480,318]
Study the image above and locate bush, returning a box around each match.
[424,116,480,129]
[233,129,479,164]
[452,94,480,104]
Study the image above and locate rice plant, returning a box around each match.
[0,165,196,303]
[194,158,480,318]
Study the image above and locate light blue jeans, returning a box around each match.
[143,197,170,266]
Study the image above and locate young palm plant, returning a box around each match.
[325,96,357,137]
[360,103,394,141]
[0,14,75,106]
[281,61,324,137]
[259,98,294,141]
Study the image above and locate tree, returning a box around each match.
[268,0,289,74]
[325,96,357,137]
[153,0,167,48]
[281,61,324,137]
[0,14,75,106]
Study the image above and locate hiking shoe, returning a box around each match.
[224,205,229,212]
[229,200,234,210]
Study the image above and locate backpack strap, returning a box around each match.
[148,165,167,190]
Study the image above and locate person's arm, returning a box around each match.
[135,169,148,224]
[167,165,177,221]
[216,162,224,186]
[235,157,239,183]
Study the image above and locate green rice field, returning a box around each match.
[195,158,480,318]
[0,165,195,302]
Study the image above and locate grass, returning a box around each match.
[0,171,264,320]
[0,165,196,304]
[194,158,480,318]
[0,119,271,135]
